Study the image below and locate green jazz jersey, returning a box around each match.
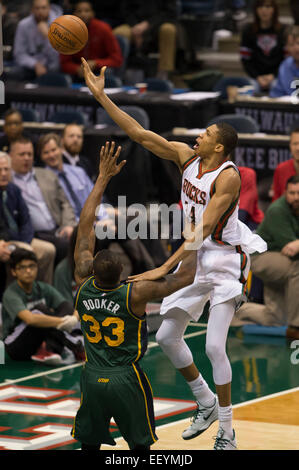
[75,276,148,368]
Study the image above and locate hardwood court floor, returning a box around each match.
[0,325,299,450]
[102,389,299,450]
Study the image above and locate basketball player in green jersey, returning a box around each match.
[72,141,196,451]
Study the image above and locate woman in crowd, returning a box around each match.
[240,0,287,93]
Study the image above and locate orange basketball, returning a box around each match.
[48,15,88,55]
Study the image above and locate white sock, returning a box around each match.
[188,375,215,407]
[218,405,233,437]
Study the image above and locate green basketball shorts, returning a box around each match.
[71,362,158,449]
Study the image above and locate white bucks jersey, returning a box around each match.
[181,155,266,253]
[159,155,267,322]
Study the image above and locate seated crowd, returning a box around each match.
[1,108,299,368]
[1,0,299,368]
[0,118,170,365]
[2,0,181,84]
[2,0,299,94]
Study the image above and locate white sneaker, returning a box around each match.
[182,396,218,440]
[213,427,237,450]
[60,347,76,365]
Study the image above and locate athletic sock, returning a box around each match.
[218,404,233,437]
[187,374,216,407]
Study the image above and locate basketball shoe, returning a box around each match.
[213,427,237,450]
[182,395,218,440]
[31,342,62,366]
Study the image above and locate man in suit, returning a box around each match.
[0,151,56,284]
[9,136,77,265]
[61,123,94,180]
[38,132,95,221]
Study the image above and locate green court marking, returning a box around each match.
[0,325,207,386]
[0,326,298,450]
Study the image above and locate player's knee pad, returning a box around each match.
[205,340,226,364]
[155,327,175,347]
[205,340,232,384]
[156,334,193,369]
[155,310,188,347]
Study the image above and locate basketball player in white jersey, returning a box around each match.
[81,58,267,450]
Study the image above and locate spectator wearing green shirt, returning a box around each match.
[2,248,84,364]
[53,227,79,304]
[235,175,299,338]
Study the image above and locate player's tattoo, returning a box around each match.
[77,235,90,253]
[75,236,94,278]
[76,255,93,279]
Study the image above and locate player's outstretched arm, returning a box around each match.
[130,251,197,316]
[81,58,193,167]
[74,142,126,284]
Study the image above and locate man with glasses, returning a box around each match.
[1,248,83,365]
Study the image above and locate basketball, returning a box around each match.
[48,15,88,55]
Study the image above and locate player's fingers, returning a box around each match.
[103,141,111,158]
[108,141,116,156]
[115,160,126,173]
[100,65,107,77]
[127,273,144,281]
[113,145,122,160]
[127,276,142,282]
[81,57,89,70]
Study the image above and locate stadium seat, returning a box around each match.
[50,110,87,125]
[115,34,130,80]
[213,76,253,99]
[19,108,40,122]
[207,113,259,133]
[36,72,72,88]
[182,70,223,91]
[145,78,173,92]
[97,105,150,129]
[104,74,123,88]
[179,0,216,15]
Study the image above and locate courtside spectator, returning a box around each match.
[110,0,178,80]
[9,137,76,265]
[239,166,264,230]
[272,127,299,201]
[60,1,123,83]
[0,151,56,284]
[0,109,37,154]
[1,248,83,364]
[270,25,299,97]
[38,133,95,221]
[54,226,79,303]
[235,175,299,339]
[61,123,94,180]
[11,0,60,81]
[240,0,286,93]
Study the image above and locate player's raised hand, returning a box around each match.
[99,141,126,181]
[81,57,106,97]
